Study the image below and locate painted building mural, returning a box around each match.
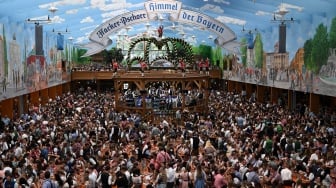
[0,18,74,101]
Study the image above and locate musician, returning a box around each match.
[140,61,148,77]
[179,58,186,77]
[204,57,210,75]
[158,25,164,38]
[199,59,204,74]
[112,59,119,76]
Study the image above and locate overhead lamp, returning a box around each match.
[242,26,258,34]
[48,6,58,14]
[26,15,52,25]
[52,27,70,34]
[272,3,295,23]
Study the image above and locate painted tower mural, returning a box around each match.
[225,16,336,97]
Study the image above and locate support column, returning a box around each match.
[271,87,280,105]
[30,91,40,107]
[40,88,49,105]
[56,85,62,97]
[256,85,265,103]
[0,98,14,119]
[309,93,320,114]
[245,83,253,99]
[96,80,101,93]
[288,90,296,111]
[48,86,57,100]
[236,82,243,94]
[62,82,71,93]
[227,80,235,92]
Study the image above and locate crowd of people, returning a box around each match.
[0,86,335,188]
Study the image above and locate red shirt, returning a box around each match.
[213,173,227,188]
[199,61,204,68]
[141,62,147,69]
[204,59,209,67]
[113,62,118,69]
[179,60,185,69]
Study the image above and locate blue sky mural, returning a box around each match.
[0,0,336,100]
[0,0,335,60]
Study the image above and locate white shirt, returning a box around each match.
[309,153,318,161]
[166,167,176,183]
[88,171,98,182]
[280,168,292,181]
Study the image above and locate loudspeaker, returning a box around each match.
[35,24,43,55]
[279,24,286,53]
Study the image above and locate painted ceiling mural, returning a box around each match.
[0,0,336,101]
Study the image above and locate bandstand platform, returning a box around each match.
[113,69,210,123]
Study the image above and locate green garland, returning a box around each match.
[126,37,193,68]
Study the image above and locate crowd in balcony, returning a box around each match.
[0,86,335,188]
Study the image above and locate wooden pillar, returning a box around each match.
[271,87,280,105]
[181,80,186,111]
[245,83,253,99]
[0,98,14,119]
[62,82,70,94]
[114,79,121,111]
[23,94,30,113]
[287,90,296,111]
[96,80,101,93]
[256,85,264,103]
[309,93,320,114]
[30,91,40,107]
[13,97,19,119]
[227,80,235,92]
[40,88,49,105]
[203,78,209,114]
[48,86,57,100]
[56,85,63,97]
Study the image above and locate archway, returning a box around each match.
[126,37,194,68]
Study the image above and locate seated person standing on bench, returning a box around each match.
[179,58,186,77]
[140,60,148,77]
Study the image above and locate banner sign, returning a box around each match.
[83,0,236,56]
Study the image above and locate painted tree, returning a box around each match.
[192,46,199,56]
[311,23,329,73]
[213,46,223,69]
[105,47,123,64]
[329,17,336,49]
[198,44,213,60]
[240,37,247,67]
[303,39,313,70]
[3,26,8,76]
[76,49,91,64]
[254,33,263,69]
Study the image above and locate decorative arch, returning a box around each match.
[126,37,194,68]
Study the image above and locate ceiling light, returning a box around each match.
[48,6,58,14]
